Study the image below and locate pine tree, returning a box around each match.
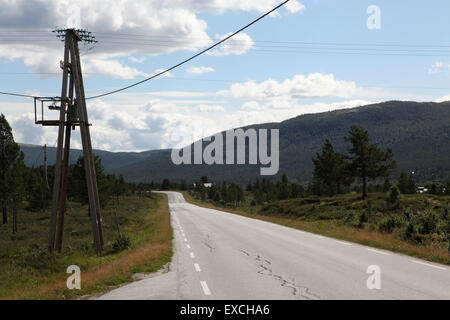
[345,126,396,199]
[0,114,21,225]
[312,140,352,196]
[7,151,26,233]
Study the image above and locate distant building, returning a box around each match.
[417,186,428,194]
[193,182,214,188]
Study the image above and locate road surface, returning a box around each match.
[98,191,450,300]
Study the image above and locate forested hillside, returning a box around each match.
[21,101,450,184]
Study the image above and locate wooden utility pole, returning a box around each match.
[41,29,103,255]
[42,144,48,212]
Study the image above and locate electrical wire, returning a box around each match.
[0,0,290,100]
[0,91,42,98]
[84,0,291,100]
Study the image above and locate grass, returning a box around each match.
[0,192,172,299]
[183,191,450,265]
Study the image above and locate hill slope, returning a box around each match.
[21,101,450,184]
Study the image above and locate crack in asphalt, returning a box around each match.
[202,234,215,252]
[243,250,321,300]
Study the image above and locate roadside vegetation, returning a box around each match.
[184,126,450,265]
[0,192,172,299]
[0,114,172,299]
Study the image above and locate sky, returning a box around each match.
[0,0,449,152]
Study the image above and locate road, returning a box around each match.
[98,191,450,300]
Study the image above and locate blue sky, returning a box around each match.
[0,0,449,152]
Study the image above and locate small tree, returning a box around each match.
[69,155,110,207]
[7,152,26,233]
[345,126,396,199]
[387,185,401,209]
[398,172,416,194]
[312,140,352,196]
[161,178,171,190]
[277,173,290,200]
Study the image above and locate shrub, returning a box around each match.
[112,234,131,253]
[378,215,403,233]
[404,221,416,240]
[358,210,368,228]
[386,185,401,209]
[417,211,439,235]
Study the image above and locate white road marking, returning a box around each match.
[186,244,191,249]
[200,281,211,295]
[411,260,447,271]
[335,240,352,246]
[184,238,188,242]
[194,263,201,272]
[190,252,195,258]
[311,234,325,239]
[367,248,390,255]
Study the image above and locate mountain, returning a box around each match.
[20,143,168,172]
[20,101,450,184]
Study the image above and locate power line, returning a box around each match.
[0,1,290,100]
[0,90,42,98]
[84,0,291,100]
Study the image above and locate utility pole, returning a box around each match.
[42,144,47,212]
[36,28,103,255]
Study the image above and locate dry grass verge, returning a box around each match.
[0,193,172,300]
[183,192,449,265]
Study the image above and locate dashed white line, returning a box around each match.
[190,252,195,258]
[184,238,188,242]
[411,260,447,271]
[186,244,191,249]
[200,281,211,295]
[367,248,390,255]
[194,263,201,272]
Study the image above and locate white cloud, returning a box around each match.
[129,56,146,63]
[196,104,224,112]
[242,101,260,110]
[208,32,254,56]
[434,95,450,103]
[153,68,173,78]
[4,90,373,153]
[221,73,358,100]
[85,58,148,79]
[0,0,302,76]
[428,61,450,74]
[175,0,304,14]
[187,66,215,74]
[285,1,305,13]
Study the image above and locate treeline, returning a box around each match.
[189,174,305,207]
[0,114,139,233]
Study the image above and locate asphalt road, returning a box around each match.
[98,191,450,300]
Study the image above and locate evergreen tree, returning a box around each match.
[7,151,26,233]
[312,140,352,196]
[0,114,21,224]
[69,155,110,207]
[277,173,290,200]
[161,178,171,190]
[383,177,391,192]
[27,167,44,210]
[345,126,396,199]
